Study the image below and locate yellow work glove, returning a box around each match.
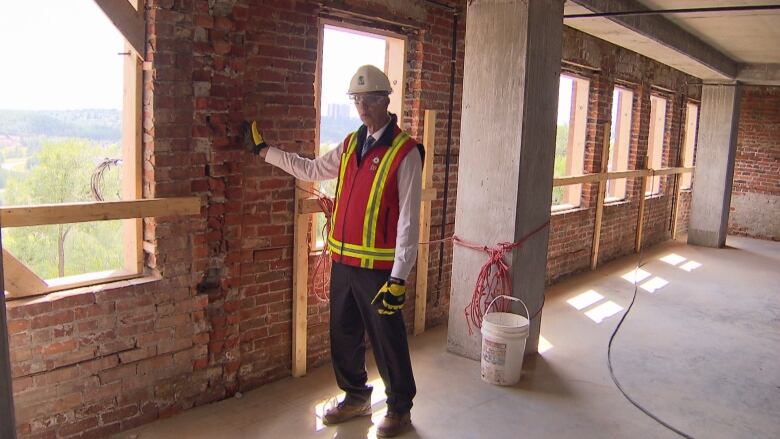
[240,120,268,155]
[371,278,406,315]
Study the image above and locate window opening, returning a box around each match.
[681,103,698,189]
[552,74,589,210]
[313,23,406,249]
[0,0,133,285]
[647,95,667,196]
[607,87,633,201]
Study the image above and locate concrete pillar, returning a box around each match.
[688,84,742,247]
[447,0,563,359]
[1,233,18,439]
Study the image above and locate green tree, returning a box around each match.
[3,139,122,278]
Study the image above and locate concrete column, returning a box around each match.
[688,84,742,247]
[1,232,18,439]
[447,0,563,359]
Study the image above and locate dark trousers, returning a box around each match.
[329,262,417,413]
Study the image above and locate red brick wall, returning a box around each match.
[546,28,701,283]
[8,0,463,437]
[728,86,780,240]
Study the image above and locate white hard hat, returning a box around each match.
[348,65,392,95]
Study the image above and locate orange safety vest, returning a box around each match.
[328,124,420,270]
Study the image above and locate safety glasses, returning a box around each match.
[349,94,386,106]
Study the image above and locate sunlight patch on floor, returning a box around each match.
[680,260,702,272]
[622,268,651,284]
[640,276,669,293]
[566,289,604,310]
[660,253,686,266]
[584,301,624,323]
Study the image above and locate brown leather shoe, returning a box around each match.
[376,411,411,437]
[322,400,372,425]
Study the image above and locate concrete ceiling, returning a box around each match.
[564,0,780,84]
[637,0,780,64]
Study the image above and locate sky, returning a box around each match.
[0,0,123,110]
[321,26,385,118]
[0,3,572,120]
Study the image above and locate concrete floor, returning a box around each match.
[115,236,780,439]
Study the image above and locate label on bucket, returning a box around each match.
[482,339,506,366]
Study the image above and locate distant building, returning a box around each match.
[326,103,351,119]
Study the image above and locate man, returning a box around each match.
[244,64,423,437]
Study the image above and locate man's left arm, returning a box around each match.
[391,148,423,282]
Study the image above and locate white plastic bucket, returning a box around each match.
[480,295,530,386]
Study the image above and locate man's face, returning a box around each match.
[351,93,390,128]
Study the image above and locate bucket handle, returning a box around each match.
[485,295,530,321]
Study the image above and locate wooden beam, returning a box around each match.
[0,234,17,438]
[292,183,310,377]
[591,123,611,270]
[2,250,47,299]
[415,111,436,335]
[0,197,201,228]
[122,45,144,274]
[636,156,650,252]
[554,173,602,187]
[606,169,649,180]
[93,0,145,59]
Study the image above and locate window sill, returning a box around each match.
[604,197,631,207]
[551,204,587,216]
[5,271,162,305]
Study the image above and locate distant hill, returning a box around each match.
[0,109,120,142]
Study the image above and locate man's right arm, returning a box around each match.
[262,145,342,182]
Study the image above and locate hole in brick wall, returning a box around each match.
[197,267,222,294]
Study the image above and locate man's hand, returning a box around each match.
[241,120,269,156]
[371,277,406,315]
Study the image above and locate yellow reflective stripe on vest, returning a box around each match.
[329,132,360,244]
[362,132,411,264]
[328,236,395,261]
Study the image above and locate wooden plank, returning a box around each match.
[122,46,143,274]
[554,173,602,187]
[292,182,310,377]
[606,169,649,180]
[636,156,650,252]
[2,250,47,298]
[415,111,436,335]
[591,123,611,270]
[421,188,437,202]
[0,197,201,228]
[653,166,688,176]
[93,0,145,58]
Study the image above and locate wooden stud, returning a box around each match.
[2,250,47,298]
[92,0,145,59]
[0,197,200,228]
[292,182,310,377]
[591,123,611,270]
[122,44,144,274]
[636,156,650,252]
[415,111,436,335]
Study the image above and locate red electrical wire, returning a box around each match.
[448,220,550,335]
[297,185,334,303]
